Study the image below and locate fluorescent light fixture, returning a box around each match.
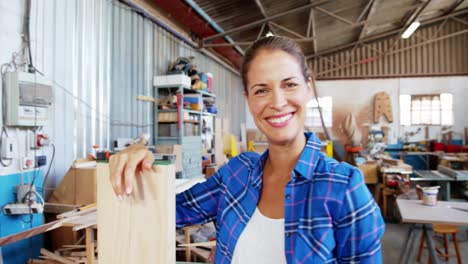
[266,31,274,37]
[401,21,420,39]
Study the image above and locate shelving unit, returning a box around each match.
[153,79,217,179]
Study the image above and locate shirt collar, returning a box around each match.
[249,132,323,186]
[293,132,323,180]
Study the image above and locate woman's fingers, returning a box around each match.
[109,153,127,197]
[142,150,155,170]
[123,145,154,195]
[109,144,154,197]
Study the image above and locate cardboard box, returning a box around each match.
[46,165,97,251]
[158,123,178,137]
[357,163,378,184]
[48,167,96,205]
[156,144,183,172]
[158,112,190,122]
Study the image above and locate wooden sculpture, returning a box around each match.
[374,92,393,123]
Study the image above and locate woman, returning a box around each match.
[110,36,385,263]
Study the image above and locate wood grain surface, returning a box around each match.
[97,163,175,263]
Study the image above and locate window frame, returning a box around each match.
[305,96,333,128]
[400,93,453,126]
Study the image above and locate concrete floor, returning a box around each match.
[382,222,468,263]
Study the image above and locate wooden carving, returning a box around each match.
[374,92,393,123]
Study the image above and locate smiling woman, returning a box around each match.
[244,48,312,147]
[109,36,385,264]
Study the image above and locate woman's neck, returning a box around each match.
[265,134,307,180]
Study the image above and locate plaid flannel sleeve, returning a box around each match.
[334,167,385,263]
[175,165,226,229]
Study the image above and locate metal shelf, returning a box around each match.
[158,120,200,124]
[154,80,218,179]
[154,86,216,98]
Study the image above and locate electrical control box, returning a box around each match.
[2,71,53,127]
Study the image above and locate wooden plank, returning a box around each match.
[70,213,97,231]
[0,216,81,247]
[136,95,156,102]
[97,163,175,263]
[178,241,216,247]
[57,207,96,220]
[44,203,79,214]
[85,227,95,264]
[39,249,75,264]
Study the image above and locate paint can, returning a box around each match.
[421,186,439,206]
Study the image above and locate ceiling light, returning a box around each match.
[265,31,274,37]
[401,21,420,39]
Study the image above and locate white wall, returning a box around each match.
[0,0,35,175]
[245,76,468,145]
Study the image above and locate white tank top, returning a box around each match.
[231,207,287,264]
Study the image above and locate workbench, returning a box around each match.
[397,199,468,264]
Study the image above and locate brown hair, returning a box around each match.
[241,36,310,93]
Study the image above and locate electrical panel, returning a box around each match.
[2,71,53,127]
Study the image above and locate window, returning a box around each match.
[399,93,453,126]
[305,96,333,128]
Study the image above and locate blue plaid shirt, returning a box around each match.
[176,133,385,263]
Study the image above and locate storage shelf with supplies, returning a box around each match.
[154,76,217,179]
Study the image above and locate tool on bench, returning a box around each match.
[448,206,468,214]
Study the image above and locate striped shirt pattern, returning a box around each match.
[176,132,385,263]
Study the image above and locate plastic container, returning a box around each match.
[206,72,213,93]
[422,186,439,206]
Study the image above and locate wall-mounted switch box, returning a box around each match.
[1,137,17,159]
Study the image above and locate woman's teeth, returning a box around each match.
[268,114,292,124]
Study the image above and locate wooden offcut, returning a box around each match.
[97,163,175,264]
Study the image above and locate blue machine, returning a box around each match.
[0,170,43,264]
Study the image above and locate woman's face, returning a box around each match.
[245,49,313,145]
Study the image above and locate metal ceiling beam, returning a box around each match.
[306,7,468,59]
[306,5,318,53]
[253,0,277,36]
[255,0,268,18]
[270,22,305,39]
[358,0,382,40]
[203,0,332,43]
[257,23,267,39]
[401,0,432,28]
[317,28,468,76]
[451,16,468,26]
[356,0,375,23]
[443,0,465,15]
[204,42,254,48]
[204,36,319,48]
[314,7,354,25]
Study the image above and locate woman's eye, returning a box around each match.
[254,89,267,95]
[284,83,298,88]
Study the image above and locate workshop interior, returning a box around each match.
[0,0,468,263]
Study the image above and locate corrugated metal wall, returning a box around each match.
[30,0,244,187]
[110,1,245,141]
[31,0,112,187]
[310,19,468,79]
